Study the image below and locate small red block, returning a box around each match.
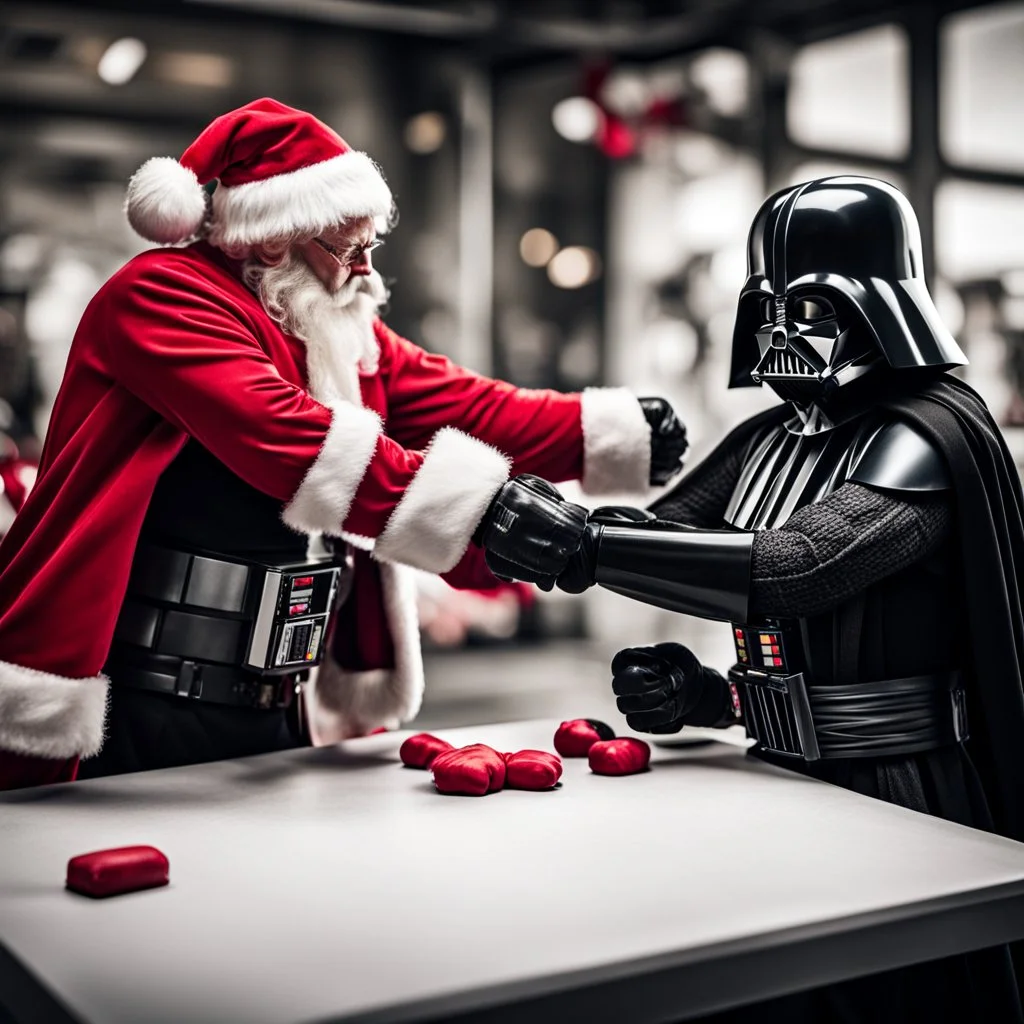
[503,749,563,790]
[588,738,651,776]
[399,732,454,769]
[431,744,506,796]
[66,845,169,898]
[553,719,615,757]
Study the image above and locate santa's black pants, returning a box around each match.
[77,687,306,778]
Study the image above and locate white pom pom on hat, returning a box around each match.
[125,156,207,246]
[123,98,393,249]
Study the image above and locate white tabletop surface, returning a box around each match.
[1,719,1023,1024]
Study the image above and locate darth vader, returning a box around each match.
[483,176,1024,1022]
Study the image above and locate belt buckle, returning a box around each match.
[950,686,970,743]
[737,670,821,762]
[174,662,204,700]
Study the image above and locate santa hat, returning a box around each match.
[125,97,393,249]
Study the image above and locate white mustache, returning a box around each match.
[243,253,389,401]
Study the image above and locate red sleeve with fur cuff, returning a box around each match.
[376,322,584,484]
[0,750,78,790]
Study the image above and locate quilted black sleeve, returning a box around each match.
[750,482,953,618]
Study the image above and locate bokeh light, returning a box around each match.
[551,97,601,143]
[97,38,147,86]
[404,112,447,154]
[547,246,602,289]
[519,228,559,267]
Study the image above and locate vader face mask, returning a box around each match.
[729,177,966,400]
[750,292,880,405]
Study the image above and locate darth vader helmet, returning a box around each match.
[729,176,966,403]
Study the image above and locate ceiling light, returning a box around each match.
[551,97,601,143]
[154,52,234,89]
[547,247,602,289]
[97,38,147,86]
[404,112,446,154]
[519,228,559,267]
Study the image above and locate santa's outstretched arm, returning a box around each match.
[375,321,689,498]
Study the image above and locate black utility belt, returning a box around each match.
[107,542,352,709]
[107,652,303,710]
[728,667,969,762]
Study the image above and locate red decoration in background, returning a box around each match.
[66,846,169,898]
[431,744,507,796]
[588,738,651,776]
[596,117,637,160]
[399,733,453,769]
[503,749,563,790]
[579,61,689,161]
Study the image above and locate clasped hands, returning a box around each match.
[476,476,650,592]
[475,395,686,592]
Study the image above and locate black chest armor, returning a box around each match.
[719,406,965,761]
[723,409,946,531]
[591,401,967,762]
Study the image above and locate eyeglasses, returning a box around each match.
[313,235,384,268]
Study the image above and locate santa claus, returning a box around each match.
[0,98,687,789]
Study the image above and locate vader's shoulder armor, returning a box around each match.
[848,418,950,494]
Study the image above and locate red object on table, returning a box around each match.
[503,750,563,790]
[66,846,169,898]
[399,732,454,769]
[553,719,615,758]
[588,738,651,776]
[431,744,506,796]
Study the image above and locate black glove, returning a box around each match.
[557,505,656,594]
[610,642,732,733]
[639,397,688,486]
[477,474,587,589]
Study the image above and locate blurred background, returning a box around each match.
[1,0,1022,730]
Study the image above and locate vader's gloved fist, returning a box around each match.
[639,397,688,486]
[477,474,588,590]
[611,642,732,733]
[556,505,656,594]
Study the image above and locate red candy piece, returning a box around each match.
[66,845,169,898]
[503,749,563,790]
[554,718,615,757]
[431,744,506,796]
[588,738,651,776]
[399,732,454,769]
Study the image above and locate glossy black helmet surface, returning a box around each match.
[729,176,967,390]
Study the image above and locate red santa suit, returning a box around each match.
[0,99,653,789]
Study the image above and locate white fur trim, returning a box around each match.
[306,562,423,742]
[282,401,382,535]
[125,156,207,245]
[580,386,651,495]
[0,661,109,759]
[210,151,393,249]
[373,427,511,574]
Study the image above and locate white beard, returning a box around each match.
[244,253,388,406]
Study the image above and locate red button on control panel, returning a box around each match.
[292,576,314,588]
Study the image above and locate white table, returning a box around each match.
[1,719,1023,1024]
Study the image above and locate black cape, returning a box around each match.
[654,375,1024,841]
[883,377,1024,843]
